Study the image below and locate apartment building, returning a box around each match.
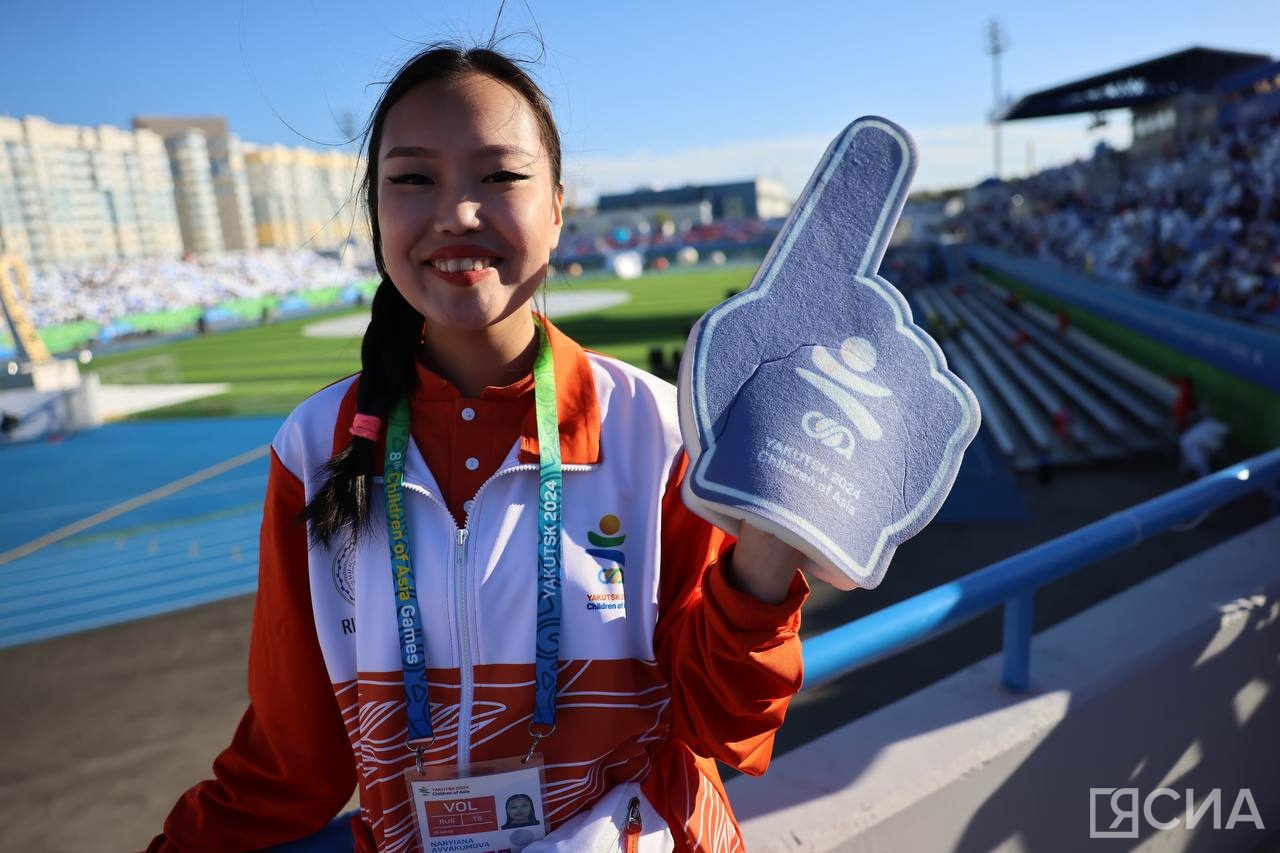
[242,143,367,252]
[0,111,368,271]
[0,115,183,270]
[134,116,257,254]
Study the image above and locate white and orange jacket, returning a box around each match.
[148,321,808,853]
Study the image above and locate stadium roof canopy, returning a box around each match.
[998,47,1273,121]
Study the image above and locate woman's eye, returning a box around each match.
[483,170,531,184]
[387,173,431,185]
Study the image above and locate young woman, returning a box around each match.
[147,44,807,853]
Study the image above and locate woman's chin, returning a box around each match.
[410,279,535,328]
[422,300,534,337]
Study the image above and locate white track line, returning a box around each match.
[0,444,270,566]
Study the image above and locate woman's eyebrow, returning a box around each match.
[383,144,536,160]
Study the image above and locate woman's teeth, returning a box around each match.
[430,257,495,273]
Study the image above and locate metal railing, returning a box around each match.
[802,446,1280,693]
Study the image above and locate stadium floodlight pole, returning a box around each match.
[985,19,1009,180]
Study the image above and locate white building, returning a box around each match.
[134,117,259,255]
[243,143,367,253]
[0,115,183,270]
[0,111,367,272]
[133,129,185,260]
[163,129,223,254]
[208,132,257,252]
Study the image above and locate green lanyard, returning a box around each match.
[383,320,563,757]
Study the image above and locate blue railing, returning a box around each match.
[277,447,1280,850]
[802,445,1280,693]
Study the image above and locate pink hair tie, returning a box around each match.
[350,413,382,442]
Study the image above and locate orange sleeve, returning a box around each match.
[652,452,809,777]
[145,450,356,851]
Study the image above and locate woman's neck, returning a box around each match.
[420,310,540,398]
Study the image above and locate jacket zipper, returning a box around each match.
[403,461,595,768]
[623,796,642,853]
[453,526,470,764]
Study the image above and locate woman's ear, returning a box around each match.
[550,185,565,249]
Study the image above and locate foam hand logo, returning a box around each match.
[801,411,858,459]
[585,514,625,585]
[797,336,892,459]
[678,117,980,591]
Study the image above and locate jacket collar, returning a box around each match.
[334,314,601,469]
[516,315,601,466]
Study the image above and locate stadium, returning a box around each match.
[1,34,1278,853]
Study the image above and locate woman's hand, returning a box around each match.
[725,522,805,604]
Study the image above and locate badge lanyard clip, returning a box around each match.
[410,736,435,774]
[524,723,556,765]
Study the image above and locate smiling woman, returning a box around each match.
[376,73,565,393]
[147,41,808,853]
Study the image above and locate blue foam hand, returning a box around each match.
[677,117,980,591]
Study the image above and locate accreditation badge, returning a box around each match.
[405,756,548,853]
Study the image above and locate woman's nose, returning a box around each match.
[434,194,482,234]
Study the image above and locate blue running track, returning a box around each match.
[0,417,281,648]
[0,415,1026,649]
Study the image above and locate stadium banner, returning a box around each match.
[965,246,1280,394]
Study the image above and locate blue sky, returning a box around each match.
[2,1,1276,201]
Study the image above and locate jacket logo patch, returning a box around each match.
[585,514,627,612]
[332,537,357,606]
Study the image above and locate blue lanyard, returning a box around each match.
[383,320,563,757]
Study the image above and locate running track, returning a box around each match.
[0,417,1026,648]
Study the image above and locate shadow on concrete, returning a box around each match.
[950,596,1277,852]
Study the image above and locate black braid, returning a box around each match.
[303,279,422,547]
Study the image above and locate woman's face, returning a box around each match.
[376,73,563,334]
[507,796,533,823]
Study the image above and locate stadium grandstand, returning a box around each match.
[559,178,792,270]
[718,45,1280,852]
[0,248,372,358]
[952,47,1280,327]
[2,46,1279,853]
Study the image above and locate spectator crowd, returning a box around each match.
[14,217,778,339]
[952,112,1280,322]
[22,250,362,330]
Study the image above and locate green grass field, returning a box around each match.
[89,265,756,418]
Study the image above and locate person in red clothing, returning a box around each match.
[1172,375,1198,433]
[147,43,808,853]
